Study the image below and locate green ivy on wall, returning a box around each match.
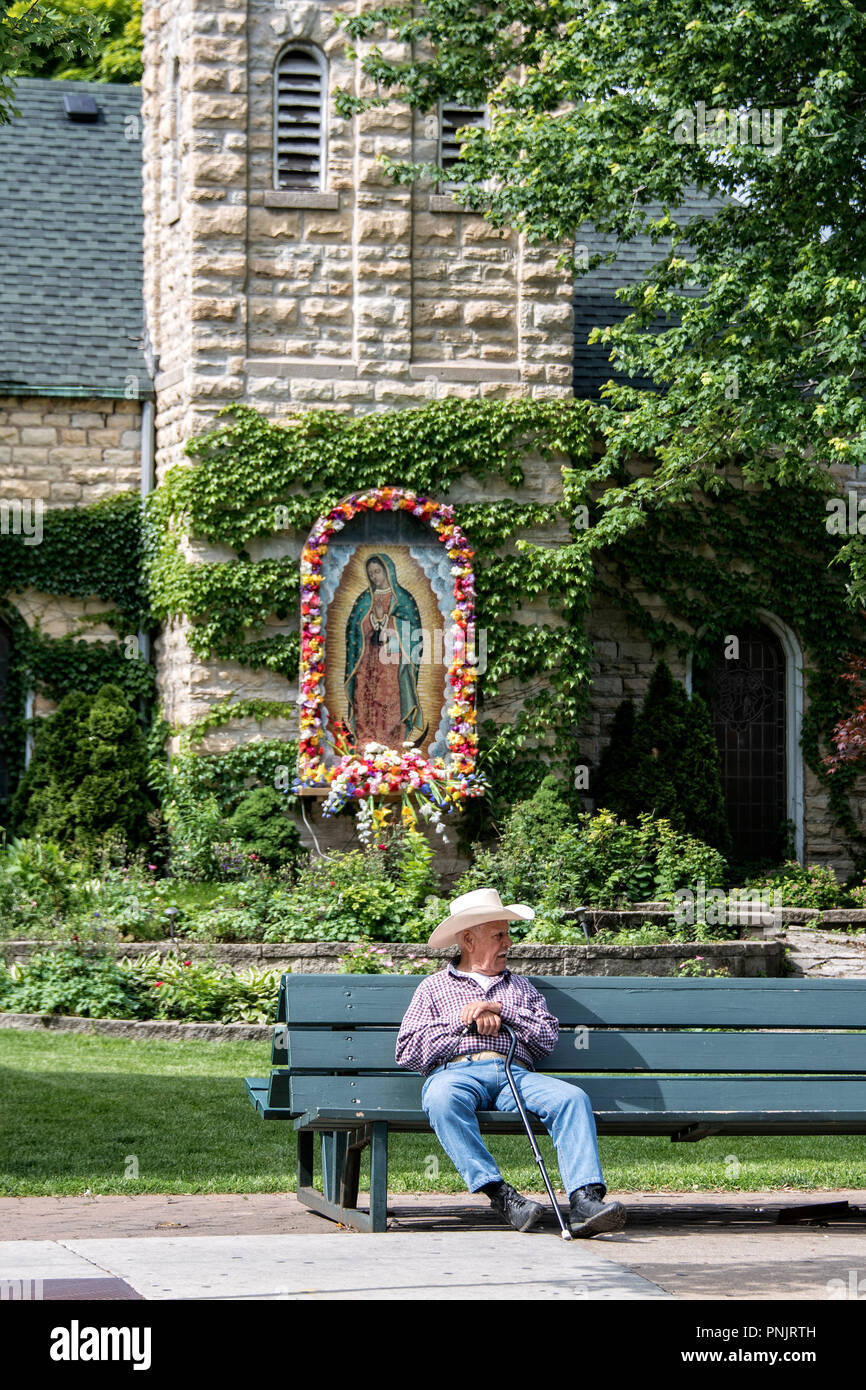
[144,398,598,805]
[0,493,153,815]
[0,493,147,627]
[590,477,866,867]
[5,402,864,859]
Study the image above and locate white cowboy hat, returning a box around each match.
[427,887,535,949]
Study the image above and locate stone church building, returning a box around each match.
[1,0,864,874]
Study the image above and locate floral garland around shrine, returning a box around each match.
[295,487,487,818]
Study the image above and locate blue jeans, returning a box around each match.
[421,1056,605,1195]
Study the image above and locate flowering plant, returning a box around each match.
[337,942,438,975]
[295,488,485,822]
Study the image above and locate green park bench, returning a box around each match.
[244,973,866,1232]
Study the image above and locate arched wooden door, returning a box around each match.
[693,622,787,863]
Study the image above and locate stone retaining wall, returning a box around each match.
[0,1013,268,1042]
[0,938,783,977]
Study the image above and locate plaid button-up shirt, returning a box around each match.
[395,961,559,1075]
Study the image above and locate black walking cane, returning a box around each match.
[463,1019,572,1239]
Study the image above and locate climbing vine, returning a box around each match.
[144,398,597,805]
[0,494,153,816]
[586,477,866,867]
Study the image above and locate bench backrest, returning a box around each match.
[271,974,866,1076]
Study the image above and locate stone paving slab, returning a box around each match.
[56,1232,670,1301]
[2,1191,864,1300]
[0,1239,115,1281]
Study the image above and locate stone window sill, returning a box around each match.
[263,191,340,210]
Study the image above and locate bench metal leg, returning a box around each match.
[369,1121,388,1234]
[298,1129,314,1190]
[295,1124,390,1233]
[340,1127,369,1212]
[321,1131,348,1205]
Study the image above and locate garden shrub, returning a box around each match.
[593,661,731,853]
[0,947,281,1024]
[454,774,578,908]
[2,946,150,1018]
[742,861,849,911]
[261,850,413,941]
[455,797,730,941]
[0,837,84,936]
[126,951,280,1023]
[224,787,302,871]
[259,824,441,943]
[10,685,155,857]
[162,782,227,881]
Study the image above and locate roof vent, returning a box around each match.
[63,93,100,123]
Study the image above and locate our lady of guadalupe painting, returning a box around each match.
[344,552,429,750]
[308,503,460,768]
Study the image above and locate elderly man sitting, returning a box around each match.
[395,888,626,1237]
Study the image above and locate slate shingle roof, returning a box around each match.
[0,77,151,398]
[572,191,726,399]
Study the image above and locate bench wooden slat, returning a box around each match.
[280,1027,866,1074]
[291,1105,866,1137]
[286,1072,866,1120]
[244,1077,288,1121]
[279,974,866,1027]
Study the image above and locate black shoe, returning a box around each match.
[488,1182,545,1233]
[567,1183,626,1238]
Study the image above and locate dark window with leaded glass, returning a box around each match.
[693,622,787,864]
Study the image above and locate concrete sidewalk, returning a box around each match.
[1,1190,863,1300]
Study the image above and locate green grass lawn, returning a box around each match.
[2,1029,864,1197]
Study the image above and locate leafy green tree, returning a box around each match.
[7,0,141,83]
[0,0,104,120]
[336,1,866,600]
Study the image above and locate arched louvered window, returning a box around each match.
[274,46,327,191]
[438,102,487,179]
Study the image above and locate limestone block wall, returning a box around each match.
[0,396,141,505]
[140,0,574,464]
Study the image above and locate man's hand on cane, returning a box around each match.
[460,998,502,1036]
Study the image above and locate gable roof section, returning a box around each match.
[572,190,726,400]
[0,77,151,399]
